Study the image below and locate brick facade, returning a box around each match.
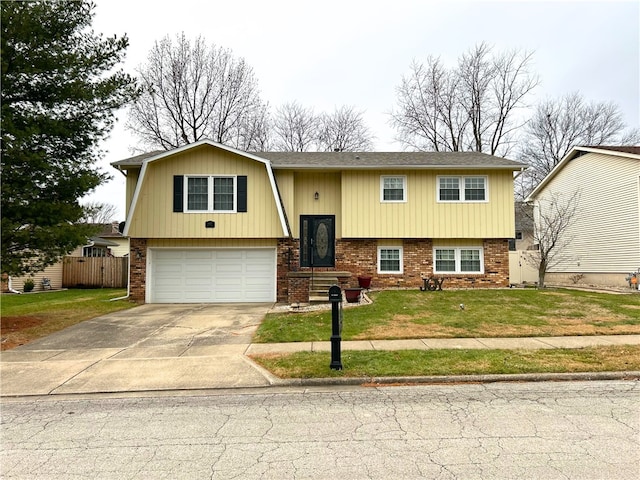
[131,237,510,304]
[129,238,147,303]
[287,274,311,304]
[275,237,510,302]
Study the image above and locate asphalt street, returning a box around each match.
[2,380,639,479]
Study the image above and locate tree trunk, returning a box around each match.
[537,261,547,289]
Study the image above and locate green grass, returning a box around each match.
[254,289,640,343]
[1,288,135,349]
[250,345,640,378]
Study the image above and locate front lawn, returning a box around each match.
[1,289,135,350]
[251,345,640,378]
[254,288,640,343]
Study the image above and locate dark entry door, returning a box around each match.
[300,215,335,268]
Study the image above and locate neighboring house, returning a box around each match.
[112,140,524,304]
[526,145,640,288]
[3,222,129,293]
[2,263,63,294]
[68,222,130,258]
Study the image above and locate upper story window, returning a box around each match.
[437,176,487,202]
[381,176,407,203]
[186,175,236,213]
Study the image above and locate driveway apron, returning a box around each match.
[0,304,276,396]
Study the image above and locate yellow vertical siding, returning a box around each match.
[147,238,277,248]
[125,169,140,216]
[292,172,342,238]
[274,171,295,230]
[342,170,515,238]
[127,146,284,238]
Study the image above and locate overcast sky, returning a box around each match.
[89,0,639,220]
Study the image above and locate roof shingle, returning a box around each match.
[112,148,525,170]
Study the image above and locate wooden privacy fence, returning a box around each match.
[62,256,128,288]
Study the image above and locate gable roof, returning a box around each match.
[121,140,290,237]
[256,151,524,170]
[113,148,525,171]
[526,145,640,200]
[585,145,640,155]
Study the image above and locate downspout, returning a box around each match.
[513,166,525,179]
[7,276,21,294]
[109,165,131,301]
[110,255,131,302]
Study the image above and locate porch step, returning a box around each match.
[310,275,339,303]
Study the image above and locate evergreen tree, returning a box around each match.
[1,0,138,276]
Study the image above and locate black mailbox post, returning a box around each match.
[328,285,343,370]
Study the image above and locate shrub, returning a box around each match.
[23,278,34,292]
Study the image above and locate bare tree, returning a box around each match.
[318,106,375,151]
[518,92,639,190]
[81,202,118,224]
[392,58,466,151]
[272,102,319,151]
[391,43,538,156]
[523,190,580,288]
[127,33,268,151]
[230,102,272,151]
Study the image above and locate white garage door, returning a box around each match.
[150,249,276,303]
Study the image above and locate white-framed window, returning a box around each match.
[185,175,236,212]
[378,246,403,274]
[83,246,108,257]
[433,247,484,274]
[380,176,407,203]
[437,176,488,202]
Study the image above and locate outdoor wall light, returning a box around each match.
[314,191,319,200]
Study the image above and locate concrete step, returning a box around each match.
[310,277,338,303]
[309,295,330,303]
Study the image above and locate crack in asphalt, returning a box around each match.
[2,381,639,479]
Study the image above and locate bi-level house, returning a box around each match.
[112,140,524,303]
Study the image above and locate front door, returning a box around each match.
[300,215,335,268]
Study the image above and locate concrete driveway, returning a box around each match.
[0,304,277,396]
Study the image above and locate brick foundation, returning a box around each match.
[287,274,311,304]
[129,238,147,303]
[276,237,510,302]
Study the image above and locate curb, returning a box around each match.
[269,371,640,387]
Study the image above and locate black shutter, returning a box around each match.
[173,175,184,212]
[237,175,247,212]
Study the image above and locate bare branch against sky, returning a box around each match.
[391,42,539,156]
[88,0,639,219]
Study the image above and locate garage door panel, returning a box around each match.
[150,248,275,303]
[215,264,244,276]
[155,263,184,273]
[184,268,214,279]
[184,251,215,260]
[216,250,243,259]
[246,263,272,274]
[184,277,213,288]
